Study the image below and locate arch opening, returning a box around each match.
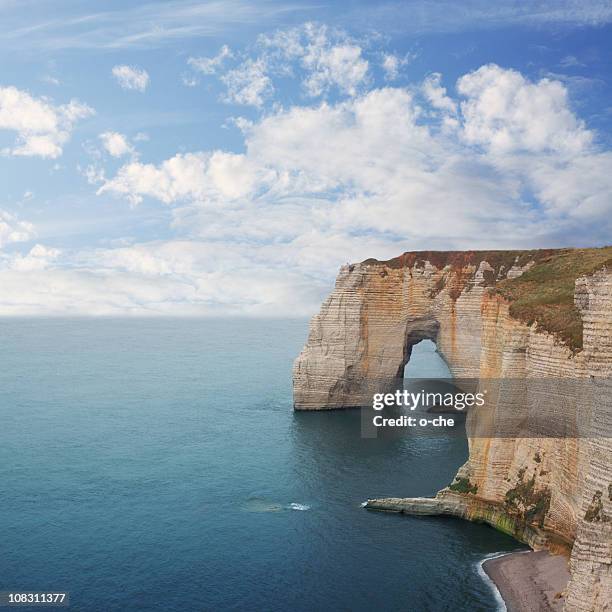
[403,339,452,379]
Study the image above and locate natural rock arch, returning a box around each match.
[293,248,612,611]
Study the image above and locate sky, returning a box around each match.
[0,0,611,316]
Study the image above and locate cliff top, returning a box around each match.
[361,246,612,351]
[362,248,560,271]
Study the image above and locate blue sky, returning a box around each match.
[0,0,611,315]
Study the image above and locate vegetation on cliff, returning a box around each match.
[584,490,609,523]
[504,469,552,529]
[496,246,612,351]
[449,476,478,494]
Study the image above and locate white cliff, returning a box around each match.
[293,248,612,610]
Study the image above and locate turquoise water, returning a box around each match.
[0,319,522,611]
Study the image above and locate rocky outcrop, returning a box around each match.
[364,494,553,549]
[293,248,612,611]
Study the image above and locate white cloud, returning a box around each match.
[103,76,596,250]
[0,210,35,247]
[528,152,612,220]
[302,32,368,96]
[259,27,304,58]
[221,58,273,107]
[0,238,331,316]
[381,52,415,80]
[458,64,592,155]
[112,65,149,91]
[422,72,457,114]
[4,63,609,317]
[260,23,369,97]
[98,153,206,205]
[382,54,401,80]
[82,163,105,185]
[10,244,60,271]
[190,25,372,107]
[98,151,266,205]
[453,65,611,229]
[0,263,200,316]
[102,64,612,248]
[303,41,368,97]
[188,44,232,74]
[0,86,93,158]
[102,67,610,234]
[99,131,134,157]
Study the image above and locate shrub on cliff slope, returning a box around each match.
[496,246,612,351]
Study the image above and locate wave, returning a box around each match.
[476,552,511,612]
[288,502,311,511]
[242,498,311,512]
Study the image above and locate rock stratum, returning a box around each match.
[293,247,612,611]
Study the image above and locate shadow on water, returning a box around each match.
[288,339,524,610]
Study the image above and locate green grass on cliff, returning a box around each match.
[496,247,612,351]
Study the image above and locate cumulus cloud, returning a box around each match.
[190,24,371,106]
[99,131,134,157]
[10,244,61,271]
[301,29,369,97]
[82,163,105,185]
[422,72,457,114]
[263,23,369,97]
[102,66,611,248]
[528,152,612,220]
[228,87,530,243]
[458,64,592,155]
[188,45,233,75]
[0,86,93,158]
[259,26,304,59]
[6,62,610,316]
[98,151,266,205]
[382,54,401,80]
[381,52,415,81]
[0,210,35,247]
[221,58,273,107]
[98,153,207,205]
[112,65,149,91]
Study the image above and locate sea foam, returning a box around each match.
[476,552,510,612]
[288,503,311,511]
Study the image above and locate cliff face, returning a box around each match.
[293,248,611,611]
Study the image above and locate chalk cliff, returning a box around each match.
[293,247,611,611]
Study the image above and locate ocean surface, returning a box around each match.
[0,319,523,611]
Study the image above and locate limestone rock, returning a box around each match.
[293,248,612,611]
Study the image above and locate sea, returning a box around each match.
[0,318,524,611]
